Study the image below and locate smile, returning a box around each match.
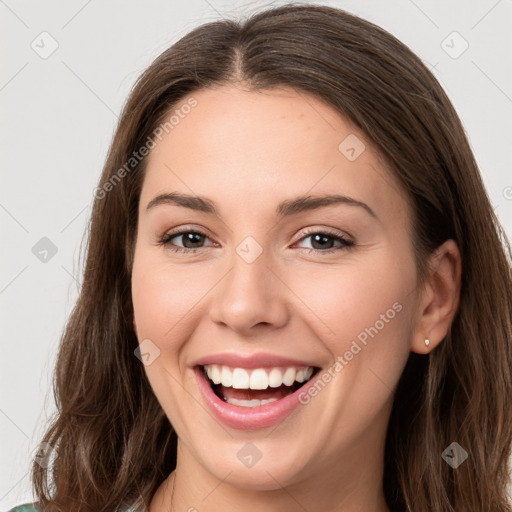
[193,355,321,430]
[203,365,315,407]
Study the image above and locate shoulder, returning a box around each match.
[6,505,39,512]
[6,504,140,512]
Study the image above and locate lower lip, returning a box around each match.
[194,367,320,430]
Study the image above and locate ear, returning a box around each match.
[133,318,138,336]
[410,239,462,354]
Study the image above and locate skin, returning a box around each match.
[131,84,461,512]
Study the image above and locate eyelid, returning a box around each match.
[160,226,217,247]
[160,225,352,243]
[294,226,353,244]
[161,224,214,241]
[159,224,354,254]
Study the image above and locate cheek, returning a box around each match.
[282,254,415,445]
[285,252,416,360]
[131,251,209,436]
[131,252,215,348]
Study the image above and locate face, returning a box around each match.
[131,84,421,490]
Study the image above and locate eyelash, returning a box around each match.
[159,227,354,255]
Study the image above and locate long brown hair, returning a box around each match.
[32,4,512,511]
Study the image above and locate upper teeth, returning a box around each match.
[203,365,314,389]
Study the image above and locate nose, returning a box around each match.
[208,247,290,336]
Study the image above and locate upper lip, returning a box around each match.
[192,352,321,369]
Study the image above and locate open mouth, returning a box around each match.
[199,364,320,408]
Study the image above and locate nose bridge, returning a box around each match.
[209,236,289,333]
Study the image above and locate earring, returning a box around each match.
[425,338,430,347]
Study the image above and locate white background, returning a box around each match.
[1,0,511,508]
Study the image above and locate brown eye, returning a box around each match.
[295,230,354,253]
[160,230,215,253]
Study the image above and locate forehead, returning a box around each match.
[140,85,410,227]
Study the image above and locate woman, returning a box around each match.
[10,4,512,511]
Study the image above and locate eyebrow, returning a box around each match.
[145,192,377,219]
